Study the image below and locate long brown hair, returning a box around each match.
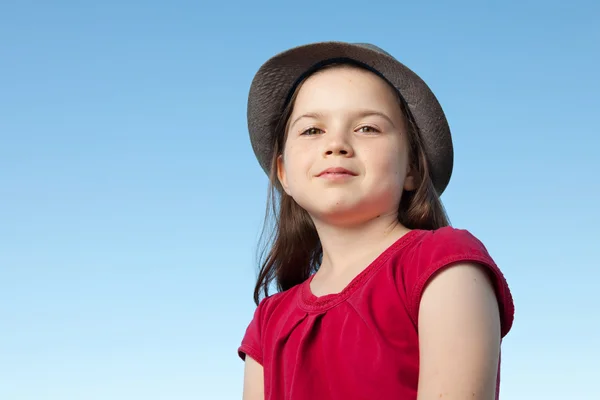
[253,63,449,305]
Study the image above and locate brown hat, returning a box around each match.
[247,41,453,194]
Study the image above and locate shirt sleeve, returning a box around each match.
[401,227,515,337]
[238,297,269,365]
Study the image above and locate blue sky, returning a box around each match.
[1,1,598,399]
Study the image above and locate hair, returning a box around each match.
[253,63,449,305]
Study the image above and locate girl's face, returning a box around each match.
[277,66,417,226]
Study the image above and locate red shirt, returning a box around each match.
[238,227,515,400]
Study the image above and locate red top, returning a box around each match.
[238,227,515,400]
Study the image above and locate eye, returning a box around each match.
[301,127,324,136]
[357,125,380,134]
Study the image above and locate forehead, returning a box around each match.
[292,65,401,113]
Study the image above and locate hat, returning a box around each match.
[247,41,453,194]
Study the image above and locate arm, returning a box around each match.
[242,356,264,400]
[417,263,502,400]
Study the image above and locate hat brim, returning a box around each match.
[247,41,453,195]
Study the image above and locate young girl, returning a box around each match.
[238,42,514,400]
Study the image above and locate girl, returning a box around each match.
[238,42,514,400]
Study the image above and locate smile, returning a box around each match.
[316,167,357,181]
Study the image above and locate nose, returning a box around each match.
[323,131,354,158]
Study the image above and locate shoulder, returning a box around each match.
[395,226,514,337]
[397,226,498,281]
[409,226,492,261]
[252,282,307,332]
[238,283,304,365]
[251,284,302,330]
[258,282,303,313]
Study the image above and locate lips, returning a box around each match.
[317,167,357,177]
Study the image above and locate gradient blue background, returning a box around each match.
[1,1,598,399]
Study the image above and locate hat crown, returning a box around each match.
[352,43,393,58]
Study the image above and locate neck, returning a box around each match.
[312,212,410,276]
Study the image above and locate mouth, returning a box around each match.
[316,167,358,178]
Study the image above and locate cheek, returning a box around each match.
[369,151,406,176]
[365,146,409,190]
[284,143,312,176]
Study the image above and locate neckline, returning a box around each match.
[298,229,422,313]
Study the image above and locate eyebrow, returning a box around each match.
[289,112,325,130]
[289,109,397,130]
[355,110,397,129]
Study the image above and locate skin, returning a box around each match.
[279,65,417,293]
[242,356,264,400]
[243,65,501,399]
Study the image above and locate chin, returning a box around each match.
[303,200,377,225]
[295,191,399,223]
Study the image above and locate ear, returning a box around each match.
[403,163,418,191]
[277,155,291,195]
